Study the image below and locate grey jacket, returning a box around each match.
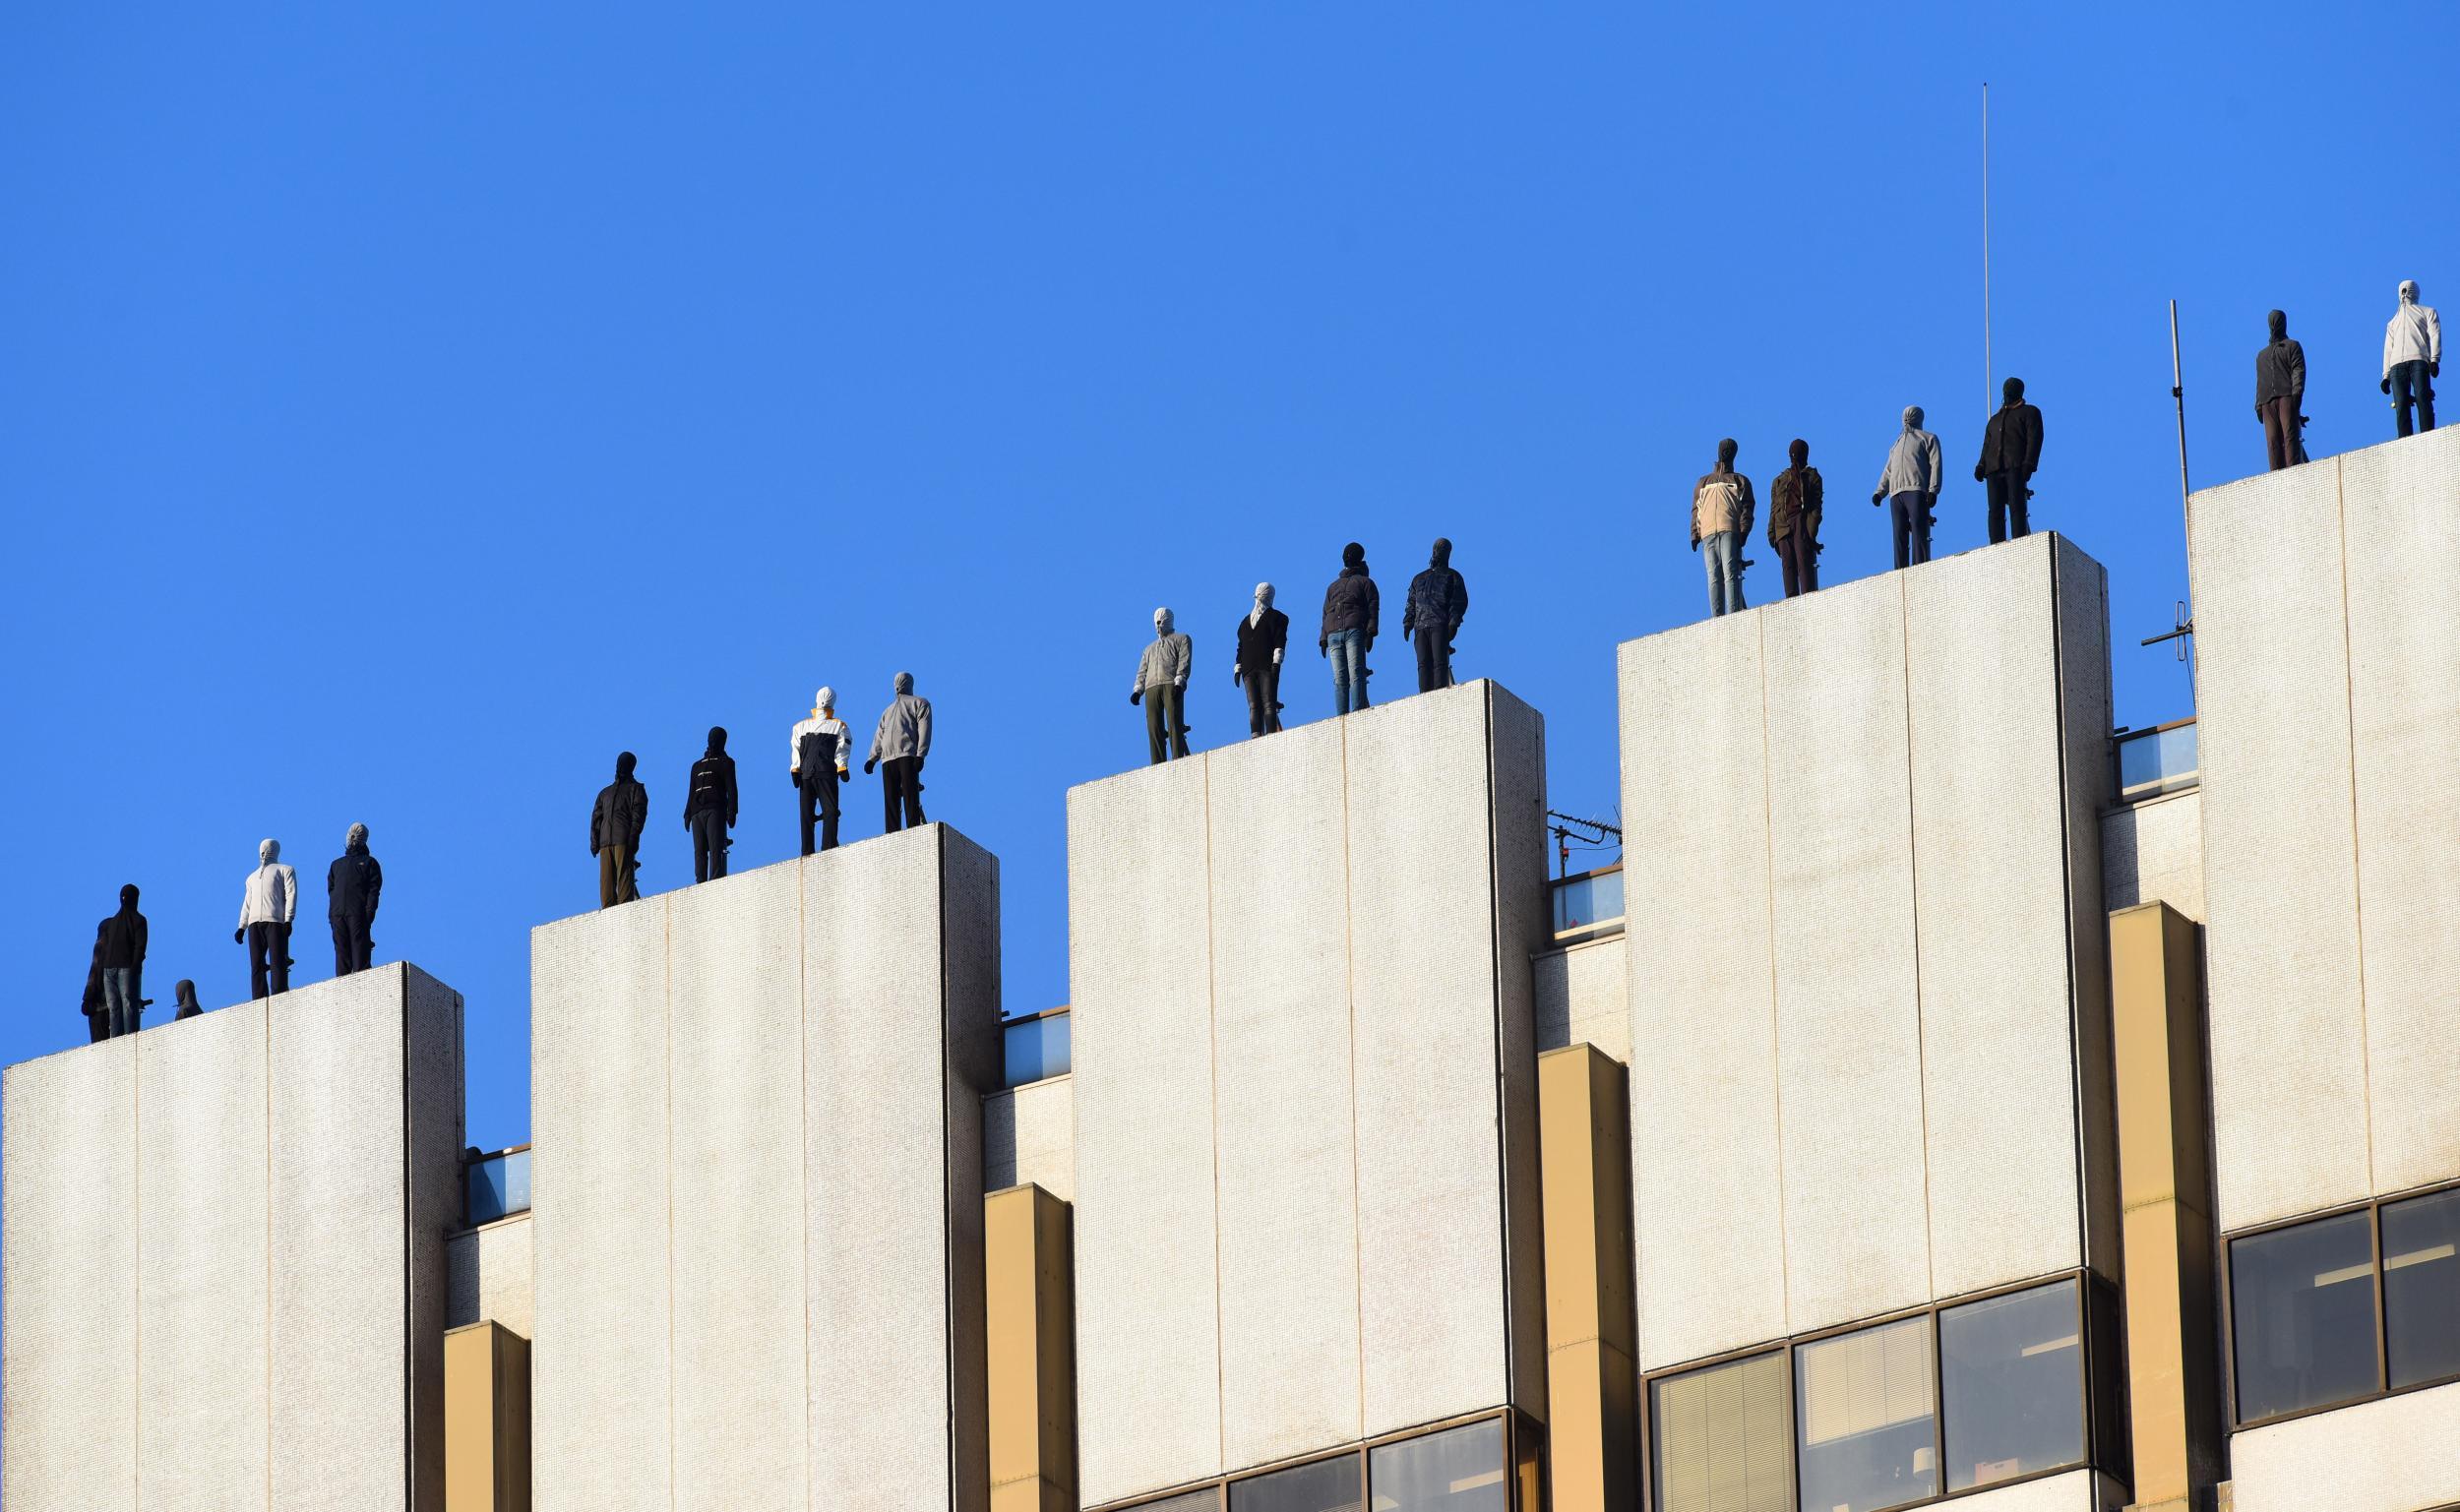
[1876,428,1943,497]
[869,694,933,765]
[1134,634,1193,695]
[2384,298,2441,376]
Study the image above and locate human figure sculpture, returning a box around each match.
[683,727,739,881]
[864,672,933,834]
[93,882,149,1037]
[590,753,648,908]
[1234,582,1288,737]
[1692,442,1755,617]
[2255,310,2308,470]
[327,822,383,976]
[1403,538,1470,692]
[1320,542,1379,715]
[1132,607,1194,764]
[790,691,852,856]
[173,979,204,1021]
[1872,406,1943,568]
[235,839,297,999]
[1976,377,2045,543]
[2382,280,2440,438]
[1769,439,1823,597]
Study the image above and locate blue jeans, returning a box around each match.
[103,966,142,1038]
[1326,628,1370,714]
[2391,360,2436,437]
[1701,530,1746,617]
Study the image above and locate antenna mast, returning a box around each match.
[1982,83,1992,418]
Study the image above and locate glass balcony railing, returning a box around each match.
[2115,718,2198,801]
[463,1145,531,1227]
[1002,1009,1071,1088]
[1550,866,1626,940]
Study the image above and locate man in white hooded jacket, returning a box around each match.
[235,837,298,999]
[2382,279,2440,438]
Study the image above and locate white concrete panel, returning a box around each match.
[1764,572,1932,1333]
[3,1039,139,1510]
[530,900,672,1512]
[2100,792,2204,922]
[1486,686,1552,1419]
[402,967,464,1512]
[2051,539,2122,1287]
[1906,536,2085,1300]
[2339,430,2460,1196]
[1534,936,1629,1064]
[2189,458,2371,1231]
[1617,617,1787,1369]
[938,829,1001,1512]
[1942,1467,2102,1512]
[138,1004,271,1509]
[983,1076,1074,1202]
[447,1214,536,1338]
[1069,758,1222,1506]
[1206,716,1363,1470]
[2230,1378,2460,1512]
[668,866,807,1512]
[1346,683,1511,1437]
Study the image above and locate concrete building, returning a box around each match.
[6,426,2455,1512]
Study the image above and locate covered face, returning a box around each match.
[1341,541,1365,569]
[1153,607,1175,635]
[1430,537,1451,568]
[2267,309,2288,340]
[816,686,834,712]
[259,838,281,865]
[2003,376,2026,404]
[616,752,637,781]
[346,822,369,849]
[1716,438,1738,468]
[707,727,726,754]
[2401,279,2420,303]
[1903,405,1925,429]
[1254,581,1275,607]
[893,671,914,696]
[1789,438,1809,466]
[118,883,141,910]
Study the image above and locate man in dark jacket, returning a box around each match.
[683,726,739,882]
[1320,542,1379,715]
[1976,377,2046,542]
[1402,538,1469,693]
[1234,582,1289,737]
[591,752,649,908]
[1769,440,1823,598]
[94,883,149,1038]
[2255,309,2307,471]
[328,822,384,976]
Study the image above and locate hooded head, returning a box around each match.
[2400,279,2420,305]
[345,822,369,853]
[1341,541,1365,571]
[259,838,281,866]
[2268,309,2289,341]
[815,686,834,714]
[1153,606,1175,636]
[706,726,727,756]
[1903,405,1925,431]
[616,752,638,782]
[1788,438,1810,467]
[1430,537,1452,568]
[893,671,914,696]
[174,980,200,1012]
[1254,581,1275,609]
[117,883,141,914]
[1715,438,1739,470]
[2003,376,2026,405]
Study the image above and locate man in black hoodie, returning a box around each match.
[328,822,384,977]
[93,883,149,1038]
[683,726,739,882]
[1975,376,2045,542]
[591,752,649,908]
[2255,309,2307,472]
[1320,542,1379,715]
[1402,538,1469,694]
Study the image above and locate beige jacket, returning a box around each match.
[1691,470,1755,543]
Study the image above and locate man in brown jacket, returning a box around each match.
[1768,438,1822,598]
[1691,438,1754,618]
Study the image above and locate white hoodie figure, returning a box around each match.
[235,837,298,1000]
[2382,279,2441,438]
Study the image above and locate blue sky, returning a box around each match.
[4,4,2448,1149]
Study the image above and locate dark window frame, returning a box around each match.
[2221,1177,2460,1431]
[1101,1406,1542,1512]
[1637,1270,2114,1512]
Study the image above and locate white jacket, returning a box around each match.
[1134,633,1193,695]
[789,714,850,776]
[2384,297,2441,377]
[238,864,298,928]
[1876,428,1943,498]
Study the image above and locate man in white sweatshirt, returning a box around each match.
[2382,279,2440,438]
[235,837,298,999]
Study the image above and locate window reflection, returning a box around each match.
[2384,1188,2460,1389]
[1366,1420,1506,1512]
[1795,1316,1937,1512]
[2231,1211,2379,1421]
[1652,1352,1790,1512]
[1938,1280,2085,1489]
[1229,1454,1362,1512]
[1133,1494,1218,1512]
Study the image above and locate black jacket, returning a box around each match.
[1977,401,2044,477]
[685,752,739,825]
[1402,566,1468,642]
[94,907,148,970]
[591,778,648,853]
[1234,607,1289,673]
[1320,567,1379,646]
[2255,338,2306,410]
[328,845,384,921]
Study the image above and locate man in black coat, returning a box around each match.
[93,883,149,1038]
[1402,537,1470,693]
[328,823,384,977]
[1233,582,1288,737]
[2255,309,2307,471]
[1975,376,2045,543]
[682,726,739,882]
[591,752,649,908]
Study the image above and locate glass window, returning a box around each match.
[1795,1316,1937,1512]
[2383,1188,2460,1389]
[1131,1495,1217,1512]
[1938,1280,2086,1490]
[1230,1453,1361,1512]
[2231,1210,2380,1421]
[1367,1420,1506,1511]
[1651,1352,1790,1512]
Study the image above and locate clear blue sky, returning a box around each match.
[4,5,2448,1150]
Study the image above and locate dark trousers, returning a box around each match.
[1985,471,2031,543]
[1142,684,1189,764]
[597,845,639,909]
[799,772,841,856]
[103,965,143,1037]
[881,756,925,833]
[89,1009,110,1044]
[1413,631,1452,693]
[1889,492,1934,569]
[331,914,373,976]
[1241,664,1281,737]
[247,921,290,1000]
[2261,396,2306,470]
[1776,530,1818,597]
[690,809,731,881]
[2391,361,2437,437]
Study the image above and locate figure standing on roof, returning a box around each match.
[2255,310,2308,471]
[1132,608,1194,764]
[173,980,204,1021]
[790,692,851,856]
[1320,543,1379,715]
[1873,406,1943,568]
[1769,440,1823,598]
[93,883,149,1038]
[1234,583,1287,738]
[2382,280,2440,438]
[328,823,383,976]
[1403,538,1470,692]
[864,672,932,834]
[683,728,738,881]
[1976,377,2045,543]
[1692,440,1754,617]
[235,839,297,999]
[590,754,648,908]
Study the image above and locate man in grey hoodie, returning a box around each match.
[1131,608,1194,764]
[864,672,933,833]
[1872,406,1943,569]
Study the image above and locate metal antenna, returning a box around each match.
[1982,83,1993,418]
[2163,299,2198,704]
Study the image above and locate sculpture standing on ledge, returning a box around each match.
[2255,309,2307,471]
[1873,406,1941,569]
[327,822,384,976]
[683,726,738,881]
[1769,439,1823,598]
[1132,607,1193,764]
[865,672,932,834]
[1403,537,1470,692]
[1234,581,1287,737]
[93,882,149,1037]
[1320,542,1379,716]
[1976,377,2045,543]
[173,979,203,1021]
[2381,280,2440,438]
[1692,441,1754,617]
[591,753,648,909]
[791,690,851,856]
[235,838,297,999]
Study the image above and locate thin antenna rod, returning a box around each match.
[1982,83,1992,417]
[2169,298,2198,703]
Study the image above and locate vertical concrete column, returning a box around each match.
[986,1184,1076,1512]
[1538,1046,1637,1512]
[2110,903,2222,1512]
[446,1321,532,1512]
